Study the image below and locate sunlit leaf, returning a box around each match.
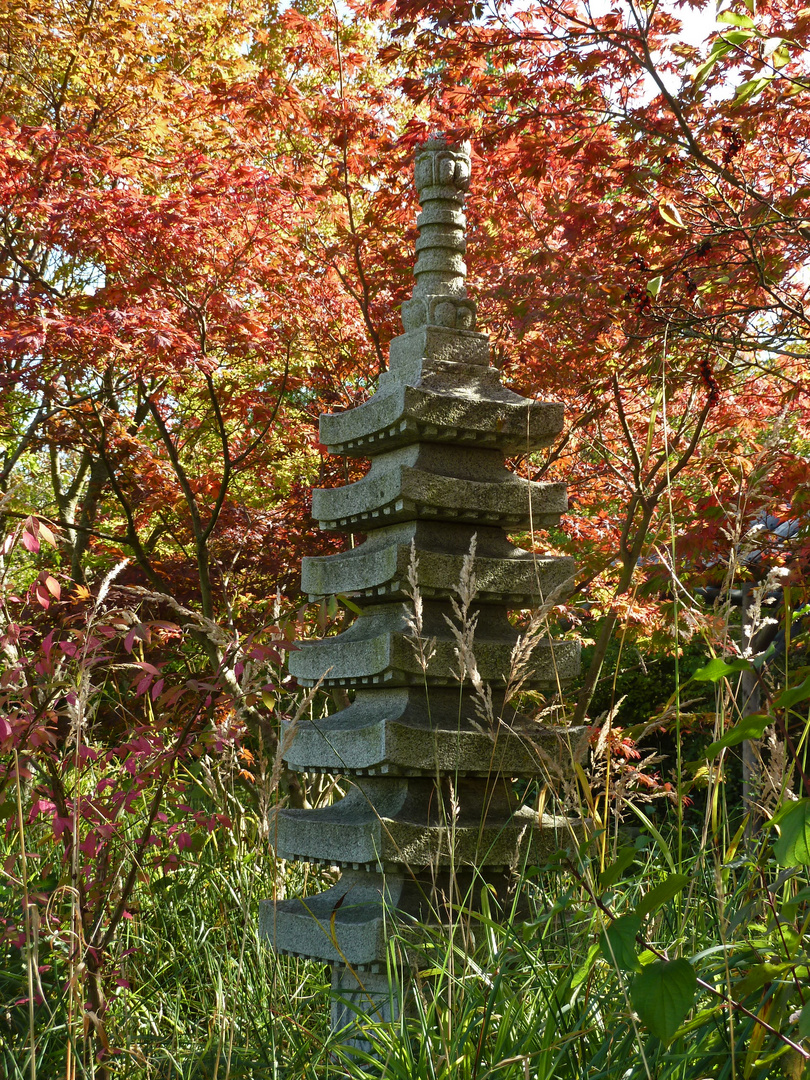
[706,713,772,757]
[735,75,773,102]
[571,943,600,989]
[772,44,791,68]
[717,10,756,27]
[723,29,754,44]
[37,522,58,547]
[599,914,642,972]
[630,958,697,1043]
[734,961,792,997]
[635,874,690,918]
[773,674,810,712]
[693,41,731,89]
[773,799,810,866]
[692,657,752,682]
[659,201,686,229]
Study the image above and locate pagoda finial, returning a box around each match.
[401,135,477,333]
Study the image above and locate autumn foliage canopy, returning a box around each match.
[1,0,810,1068]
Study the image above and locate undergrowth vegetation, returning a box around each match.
[6,753,810,1079]
[3,510,810,1079]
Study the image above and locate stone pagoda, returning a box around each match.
[260,136,581,1038]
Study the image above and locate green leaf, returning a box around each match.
[706,713,772,758]
[646,275,663,298]
[624,802,676,871]
[672,1004,724,1039]
[692,657,753,682]
[571,942,600,989]
[781,886,810,920]
[718,10,756,27]
[723,29,754,44]
[598,845,637,890]
[735,75,773,103]
[734,961,792,997]
[599,914,642,972]
[773,674,810,712]
[694,42,731,88]
[630,958,697,1043]
[635,874,690,918]
[770,798,803,827]
[799,1001,810,1040]
[773,799,810,866]
[772,44,791,69]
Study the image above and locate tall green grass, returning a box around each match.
[6,781,809,1078]
[4,561,810,1078]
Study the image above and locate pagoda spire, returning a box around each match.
[401,136,476,336]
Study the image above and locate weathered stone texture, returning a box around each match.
[281,688,586,776]
[259,135,582,1041]
[320,383,564,456]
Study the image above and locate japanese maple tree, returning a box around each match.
[372,0,810,716]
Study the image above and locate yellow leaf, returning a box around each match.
[659,201,686,229]
[37,521,58,547]
[575,762,597,818]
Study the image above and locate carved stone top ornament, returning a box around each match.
[401,135,477,333]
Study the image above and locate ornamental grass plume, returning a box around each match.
[403,540,437,676]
